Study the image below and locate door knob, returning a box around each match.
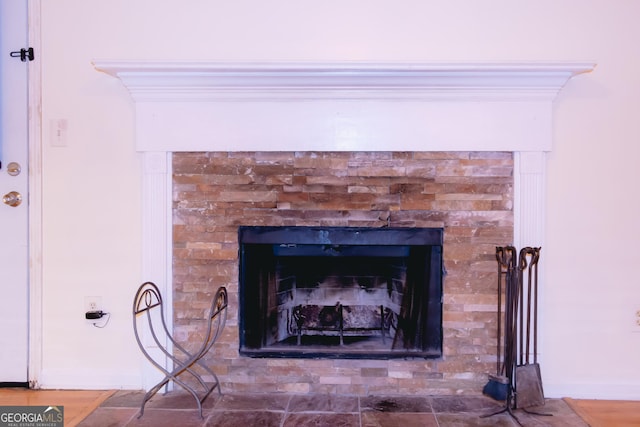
[3,191,22,207]
[6,162,21,176]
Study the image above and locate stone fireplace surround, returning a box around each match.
[95,61,593,393]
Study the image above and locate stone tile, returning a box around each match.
[360,395,432,413]
[214,393,290,411]
[436,411,519,426]
[287,394,359,413]
[282,412,360,427]
[430,395,504,413]
[146,390,220,411]
[362,411,439,427]
[514,399,589,427]
[86,391,593,427]
[205,410,283,427]
[77,407,138,427]
[123,408,205,427]
[101,390,146,408]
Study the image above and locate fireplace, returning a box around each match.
[239,226,443,359]
[95,61,593,393]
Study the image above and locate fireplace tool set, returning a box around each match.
[482,246,550,424]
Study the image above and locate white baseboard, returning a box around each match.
[37,368,142,390]
[544,382,640,400]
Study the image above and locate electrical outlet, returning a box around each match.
[84,296,102,312]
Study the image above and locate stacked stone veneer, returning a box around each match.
[172,151,513,395]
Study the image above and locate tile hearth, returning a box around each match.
[79,390,588,426]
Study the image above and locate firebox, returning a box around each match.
[238,226,443,359]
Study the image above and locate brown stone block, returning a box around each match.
[389,183,424,194]
[306,175,350,186]
[435,159,506,178]
[391,210,447,223]
[349,151,393,161]
[435,192,503,201]
[412,371,444,380]
[202,174,256,186]
[265,174,293,186]
[435,200,498,211]
[360,367,389,377]
[444,293,497,306]
[173,175,205,187]
[309,192,376,209]
[390,152,413,160]
[414,151,470,160]
[172,153,210,174]
[473,226,513,243]
[469,151,512,160]
[366,380,400,394]
[252,163,293,175]
[336,384,368,395]
[405,164,437,178]
[352,165,407,177]
[252,151,294,162]
[217,190,278,203]
[277,382,311,393]
[442,280,496,297]
[436,355,488,373]
[347,185,389,194]
[395,378,433,393]
[446,242,498,263]
[309,384,338,394]
[267,365,308,377]
[294,157,349,171]
[430,181,511,196]
[399,193,435,210]
[277,191,310,205]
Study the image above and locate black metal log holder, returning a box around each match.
[481,246,551,425]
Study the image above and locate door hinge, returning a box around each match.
[9,47,34,62]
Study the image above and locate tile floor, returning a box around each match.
[78,390,588,427]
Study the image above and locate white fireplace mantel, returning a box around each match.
[93,61,593,387]
[94,61,593,153]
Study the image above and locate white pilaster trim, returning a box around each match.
[513,151,546,249]
[513,151,547,368]
[140,151,173,390]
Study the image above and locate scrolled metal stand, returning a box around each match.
[133,281,228,419]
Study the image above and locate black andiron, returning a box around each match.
[481,246,551,425]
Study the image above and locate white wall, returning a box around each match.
[38,0,640,398]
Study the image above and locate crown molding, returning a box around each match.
[93,61,595,102]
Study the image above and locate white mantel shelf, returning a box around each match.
[94,61,593,100]
[94,61,594,153]
[93,61,594,388]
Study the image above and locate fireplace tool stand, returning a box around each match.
[481,246,522,424]
[481,246,551,426]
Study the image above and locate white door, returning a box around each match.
[0,0,29,385]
